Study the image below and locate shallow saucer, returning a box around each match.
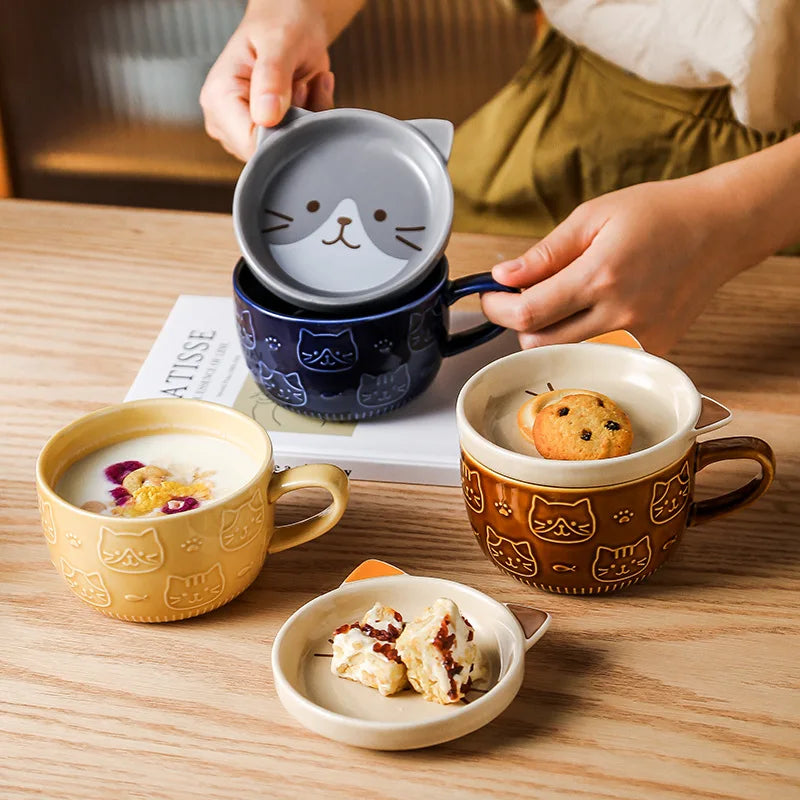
[271,560,550,750]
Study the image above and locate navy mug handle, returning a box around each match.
[442,272,518,358]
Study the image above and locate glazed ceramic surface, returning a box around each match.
[234,257,512,420]
[36,399,349,622]
[233,107,454,311]
[271,560,550,750]
[457,339,775,594]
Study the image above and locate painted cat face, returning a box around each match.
[220,490,265,551]
[461,462,484,513]
[650,462,690,524]
[592,535,652,582]
[357,364,411,408]
[164,563,225,610]
[60,558,111,607]
[257,117,450,295]
[297,329,358,372]
[258,362,307,407]
[98,527,165,573]
[237,309,256,350]
[486,526,538,578]
[408,307,441,351]
[528,496,596,543]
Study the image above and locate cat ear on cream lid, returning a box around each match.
[233,106,454,312]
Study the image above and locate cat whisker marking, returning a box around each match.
[261,224,290,233]
[395,226,426,232]
[313,653,334,658]
[263,209,294,221]
[395,235,422,251]
[525,390,538,396]
[546,382,554,391]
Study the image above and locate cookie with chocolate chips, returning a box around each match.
[532,392,633,460]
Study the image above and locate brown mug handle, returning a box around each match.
[688,436,775,527]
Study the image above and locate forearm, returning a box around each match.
[692,134,800,269]
[246,0,366,44]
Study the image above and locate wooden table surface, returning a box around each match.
[1,199,798,800]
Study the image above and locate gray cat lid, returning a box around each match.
[232,107,454,311]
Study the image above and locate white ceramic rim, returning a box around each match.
[456,343,704,488]
[271,574,527,748]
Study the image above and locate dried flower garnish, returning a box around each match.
[110,486,132,506]
[161,496,200,515]
[104,460,144,485]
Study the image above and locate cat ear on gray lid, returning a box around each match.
[407,119,454,162]
[255,106,313,148]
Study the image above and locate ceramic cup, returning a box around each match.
[35,399,349,621]
[455,336,776,594]
[234,256,513,420]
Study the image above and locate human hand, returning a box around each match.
[481,178,750,354]
[200,0,335,160]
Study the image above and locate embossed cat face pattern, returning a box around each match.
[650,462,690,524]
[164,563,226,610]
[592,536,652,583]
[461,462,484,513]
[528,496,596,543]
[98,527,165,573]
[258,362,307,407]
[237,309,256,350]
[220,490,264,551]
[357,364,411,408]
[297,329,358,372]
[60,558,112,607]
[408,307,440,351]
[486,526,538,578]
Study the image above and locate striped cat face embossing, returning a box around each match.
[164,563,225,610]
[98,526,165,573]
[592,536,652,583]
[650,462,690,524]
[220,491,264,551]
[60,558,111,607]
[486,526,538,578]
[461,462,484,513]
[297,329,358,372]
[528,496,596,543]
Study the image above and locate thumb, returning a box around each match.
[492,207,595,288]
[250,45,294,127]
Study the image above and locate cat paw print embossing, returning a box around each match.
[373,338,393,354]
[613,508,634,524]
[181,537,203,553]
[66,532,82,548]
[265,336,281,351]
[494,501,513,517]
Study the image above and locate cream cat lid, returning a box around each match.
[271,560,550,750]
[456,333,733,488]
[233,107,454,311]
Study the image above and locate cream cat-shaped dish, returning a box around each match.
[233,107,454,311]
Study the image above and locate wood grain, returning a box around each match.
[1,199,798,800]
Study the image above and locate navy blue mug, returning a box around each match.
[233,257,513,420]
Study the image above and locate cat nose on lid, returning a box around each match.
[337,216,352,226]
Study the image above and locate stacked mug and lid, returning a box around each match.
[232,107,512,420]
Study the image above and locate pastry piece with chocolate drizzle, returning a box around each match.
[396,598,487,704]
[330,603,408,696]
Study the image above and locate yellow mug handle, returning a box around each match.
[266,463,349,554]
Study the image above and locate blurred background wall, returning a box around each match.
[0,0,533,212]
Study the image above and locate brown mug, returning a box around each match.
[455,332,776,594]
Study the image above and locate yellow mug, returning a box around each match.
[36,399,349,622]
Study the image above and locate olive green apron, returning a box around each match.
[451,23,800,246]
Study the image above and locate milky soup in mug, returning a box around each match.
[56,432,258,518]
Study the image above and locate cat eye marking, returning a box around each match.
[395,225,425,231]
[261,224,290,233]
[264,209,294,221]
[306,200,320,212]
[395,235,423,252]
[374,209,387,221]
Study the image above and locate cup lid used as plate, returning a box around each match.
[233,107,454,312]
[271,559,550,750]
